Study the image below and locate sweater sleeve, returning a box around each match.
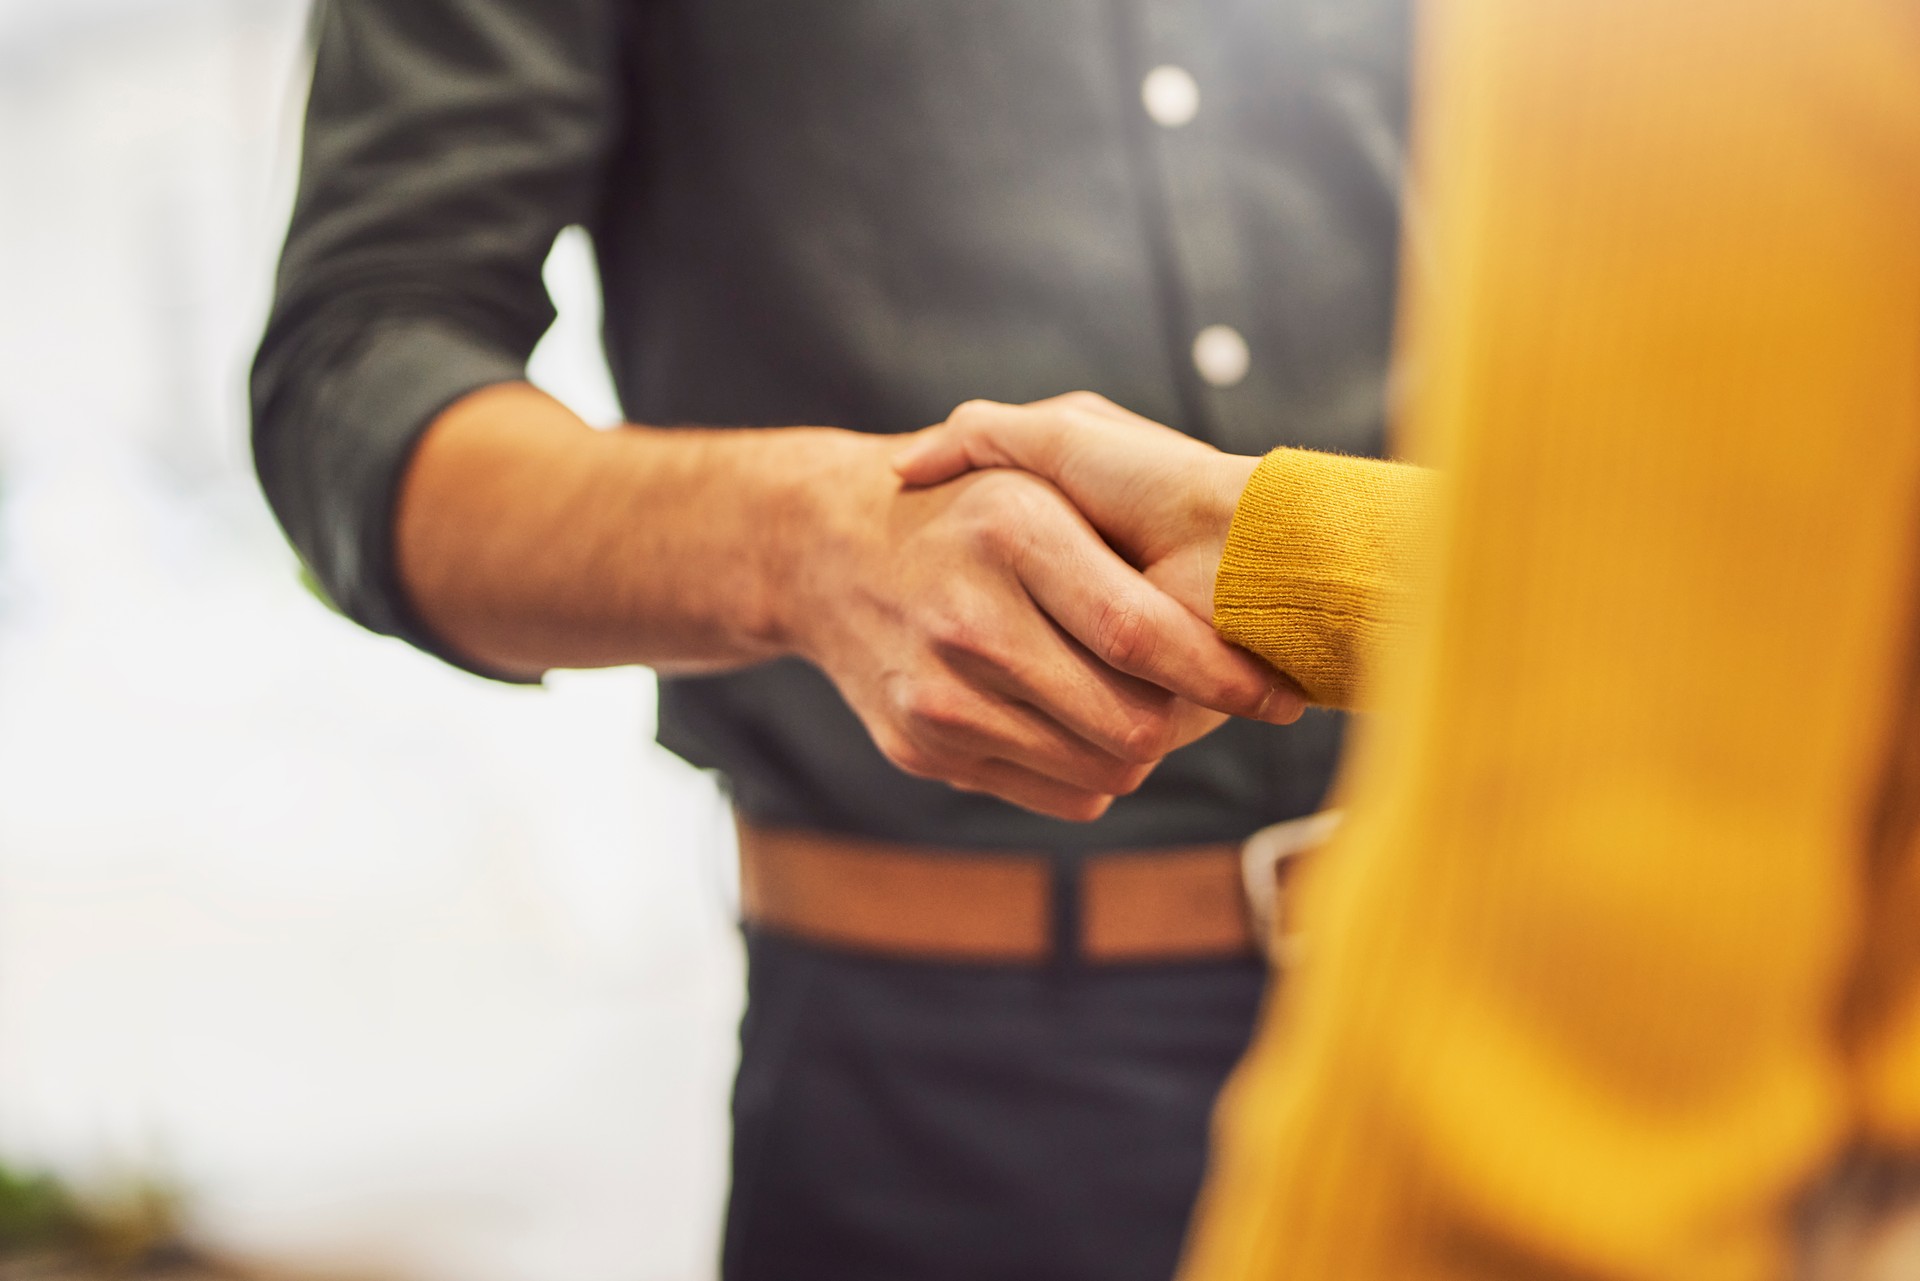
[1181,0,1920,1278]
[1211,447,1439,709]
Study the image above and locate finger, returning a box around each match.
[1033,390,1136,423]
[891,423,978,486]
[1164,702,1234,752]
[1017,510,1306,728]
[893,399,1074,487]
[912,668,1161,796]
[931,584,1200,763]
[949,756,1119,824]
[943,607,1245,766]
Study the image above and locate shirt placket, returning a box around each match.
[1123,0,1283,455]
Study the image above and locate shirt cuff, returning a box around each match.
[1212,448,1438,709]
[260,314,536,683]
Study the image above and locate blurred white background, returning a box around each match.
[0,2,744,1278]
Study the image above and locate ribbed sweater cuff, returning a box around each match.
[1213,448,1438,709]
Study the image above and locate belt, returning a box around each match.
[735,815,1334,965]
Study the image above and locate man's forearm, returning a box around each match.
[394,381,846,678]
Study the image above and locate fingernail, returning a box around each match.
[1257,682,1306,725]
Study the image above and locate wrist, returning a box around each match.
[751,427,895,662]
[1159,452,1260,622]
[1201,452,1263,550]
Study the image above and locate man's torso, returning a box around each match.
[590,0,1412,847]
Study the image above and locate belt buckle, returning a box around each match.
[1240,810,1342,966]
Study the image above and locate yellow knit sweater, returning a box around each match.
[1185,0,1920,1277]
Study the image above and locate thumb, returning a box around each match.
[893,400,1073,488]
[891,425,977,487]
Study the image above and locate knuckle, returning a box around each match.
[879,733,937,779]
[1061,794,1115,823]
[946,399,997,433]
[1079,759,1153,796]
[926,607,986,659]
[972,509,1021,561]
[963,480,1044,558]
[900,681,977,740]
[925,602,1013,672]
[969,464,1030,503]
[1206,665,1270,715]
[1117,711,1177,764]
[1060,390,1108,408]
[1093,598,1157,673]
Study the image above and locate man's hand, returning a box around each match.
[770,431,1302,821]
[893,392,1263,623]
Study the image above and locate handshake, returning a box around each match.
[779,392,1304,822]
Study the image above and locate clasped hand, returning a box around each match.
[778,392,1296,822]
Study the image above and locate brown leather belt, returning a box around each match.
[736,818,1258,964]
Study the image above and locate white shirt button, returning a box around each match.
[1141,65,1200,128]
[1192,324,1251,388]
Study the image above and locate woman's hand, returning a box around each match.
[893,392,1262,624]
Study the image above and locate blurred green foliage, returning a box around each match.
[0,1162,83,1250]
[0,1161,189,1272]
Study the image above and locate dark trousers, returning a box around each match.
[722,928,1268,1281]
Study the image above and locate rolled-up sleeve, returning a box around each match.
[251,0,621,657]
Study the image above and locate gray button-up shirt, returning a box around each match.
[253,0,1409,853]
